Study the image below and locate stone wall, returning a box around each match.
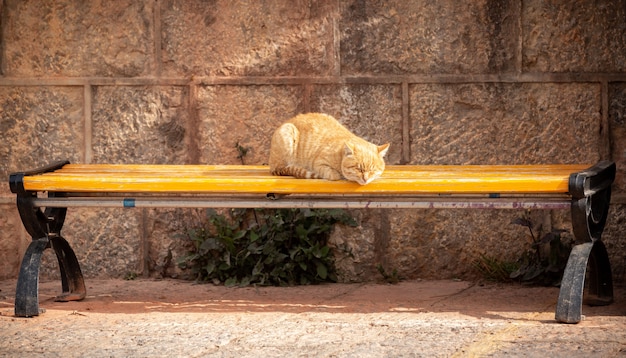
[1,0,625,283]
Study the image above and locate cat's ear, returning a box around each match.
[378,143,390,157]
[344,143,355,156]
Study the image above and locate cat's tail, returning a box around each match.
[270,165,318,179]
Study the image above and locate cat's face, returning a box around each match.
[341,143,390,185]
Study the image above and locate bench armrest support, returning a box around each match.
[557,161,616,323]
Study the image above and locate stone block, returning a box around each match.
[40,208,142,279]
[383,209,556,280]
[2,0,154,77]
[340,0,520,75]
[603,204,626,283]
[309,84,403,164]
[409,83,601,164]
[91,86,189,164]
[0,204,28,279]
[161,0,336,76]
[197,85,304,165]
[328,210,384,282]
[143,208,206,279]
[328,207,570,282]
[523,0,626,72]
[609,83,626,195]
[0,86,84,195]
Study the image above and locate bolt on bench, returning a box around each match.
[9,160,616,323]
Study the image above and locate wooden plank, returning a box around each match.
[35,170,581,180]
[20,164,590,195]
[56,164,590,174]
[42,164,590,178]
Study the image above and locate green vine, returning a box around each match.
[178,208,357,287]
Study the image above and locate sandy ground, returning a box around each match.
[0,278,625,357]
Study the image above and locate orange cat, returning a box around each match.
[269,113,390,185]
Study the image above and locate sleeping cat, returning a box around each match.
[269,113,390,185]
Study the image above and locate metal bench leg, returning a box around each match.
[583,239,613,306]
[15,237,49,317]
[14,190,86,317]
[50,235,86,302]
[555,240,613,323]
[557,161,615,323]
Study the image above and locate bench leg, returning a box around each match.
[15,237,49,317]
[15,237,86,317]
[555,240,613,323]
[51,236,86,302]
[14,191,86,317]
[557,161,615,323]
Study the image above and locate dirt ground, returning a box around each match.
[0,278,625,357]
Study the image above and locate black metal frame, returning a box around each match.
[9,161,85,317]
[8,160,616,322]
[556,160,615,323]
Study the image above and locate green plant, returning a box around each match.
[235,141,250,165]
[178,208,357,287]
[473,254,518,282]
[509,215,571,286]
[124,272,138,281]
[376,264,401,284]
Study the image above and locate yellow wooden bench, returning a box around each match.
[9,160,616,323]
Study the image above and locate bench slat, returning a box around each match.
[46,164,589,178]
[20,164,590,195]
[56,164,589,175]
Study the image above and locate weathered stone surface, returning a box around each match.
[92,86,188,164]
[161,0,336,77]
[329,210,384,282]
[0,86,84,195]
[604,205,626,283]
[523,0,626,73]
[383,209,558,280]
[143,208,206,279]
[40,208,142,279]
[329,207,570,282]
[197,85,304,165]
[609,83,626,195]
[410,83,602,164]
[0,204,28,279]
[309,84,403,164]
[340,0,520,75]
[0,0,624,284]
[2,0,154,77]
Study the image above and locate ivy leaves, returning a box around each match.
[178,208,356,287]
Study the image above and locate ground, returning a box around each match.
[0,278,625,357]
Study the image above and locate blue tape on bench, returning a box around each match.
[123,198,136,208]
[489,193,501,198]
